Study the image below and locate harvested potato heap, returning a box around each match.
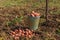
[10,29,34,40]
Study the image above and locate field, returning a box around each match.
[0,0,60,40]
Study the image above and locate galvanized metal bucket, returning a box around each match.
[28,16,40,30]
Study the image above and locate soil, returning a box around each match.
[0,6,60,40]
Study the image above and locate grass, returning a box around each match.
[0,0,60,14]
